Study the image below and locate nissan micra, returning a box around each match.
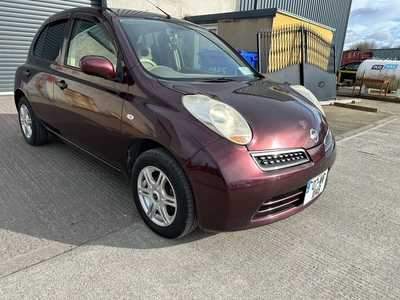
[14,7,336,238]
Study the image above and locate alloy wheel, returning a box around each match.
[19,104,33,139]
[137,166,177,227]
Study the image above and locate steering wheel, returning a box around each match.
[140,59,157,69]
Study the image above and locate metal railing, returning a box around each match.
[257,25,335,74]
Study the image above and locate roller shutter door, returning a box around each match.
[0,0,102,94]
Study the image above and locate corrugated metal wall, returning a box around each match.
[237,0,352,71]
[0,0,102,94]
[370,49,400,60]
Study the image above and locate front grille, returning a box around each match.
[250,149,310,171]
[252,189,304,220]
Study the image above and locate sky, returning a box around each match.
[344,0,400,49]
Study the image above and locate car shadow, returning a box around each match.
[0,112,216,252]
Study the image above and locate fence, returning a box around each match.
[257,25,335,75]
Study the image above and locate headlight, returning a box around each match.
[182,94,252,145]
[324,127,333,152]
[290,85,325,116]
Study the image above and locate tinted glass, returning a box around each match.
[33,26,48,58]
[67,19,117,69]
[41,20,67,62]
[347,62,360,71]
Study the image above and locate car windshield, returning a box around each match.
[118,18,257,81]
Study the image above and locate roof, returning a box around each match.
[277,9,334,31]
[109,8,174,20]
[184,8,278,24]
[184,8,334,31]
[43,7,181,25]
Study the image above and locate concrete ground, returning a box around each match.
[1,95,399,299]
[337,85,400,103]
[323,97,400,138]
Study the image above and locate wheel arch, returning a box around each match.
[14,89,26,109]
[125,137,201,189]
[126,138,164,177]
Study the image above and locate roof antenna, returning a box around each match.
[147,0,171,19]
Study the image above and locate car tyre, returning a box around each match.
[18,96,48,145]
[132,148,197,239]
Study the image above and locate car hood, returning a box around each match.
[158,78,328,151]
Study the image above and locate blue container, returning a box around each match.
[198,49,237,75]
[237,50,258,68]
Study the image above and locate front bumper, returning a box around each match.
[185,137,336,232]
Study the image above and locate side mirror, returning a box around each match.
[79,55,115,79]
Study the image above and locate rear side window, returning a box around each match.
[34,27,47,57]
[33,20,68,62]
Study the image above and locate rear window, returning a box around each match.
[33,20,68,62]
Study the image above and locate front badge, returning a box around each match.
[310,128,319,143]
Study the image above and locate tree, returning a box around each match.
[348,41,377,50]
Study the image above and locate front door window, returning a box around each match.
[66,19,118,70]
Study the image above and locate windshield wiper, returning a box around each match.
[201,77,235,82]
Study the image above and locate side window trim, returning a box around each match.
[58,18,75,67]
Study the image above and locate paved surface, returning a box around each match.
[323,98,400,138]
[337,85,400,103]
[1,95,400,299]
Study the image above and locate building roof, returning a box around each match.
[184,8,334,31]
[184,8,277,24]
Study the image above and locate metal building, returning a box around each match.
[0,0,352,95]
[370,48,400,60]
[0,0,102,94]
[237,0,352,71]
[185,8,338,100]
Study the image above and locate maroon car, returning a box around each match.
[14,7,336,238]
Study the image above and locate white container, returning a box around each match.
[356,59,400,96]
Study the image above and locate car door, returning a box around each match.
[22,18,69,130]
[53,15,127,168]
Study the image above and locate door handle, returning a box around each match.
[24,70,31,77]
[56,80,68,90]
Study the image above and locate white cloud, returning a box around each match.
[345,0,400,49]
[350,7,378,17]
[365,31,392,42]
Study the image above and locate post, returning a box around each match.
[333,45,336,74]
[257,31,261,73]
[300,26,306,86]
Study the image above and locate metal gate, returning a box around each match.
[257,25,336,100]
[0,0,102,94]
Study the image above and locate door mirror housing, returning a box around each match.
[79,55,115,79]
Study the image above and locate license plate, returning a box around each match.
[304,169,328,206]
